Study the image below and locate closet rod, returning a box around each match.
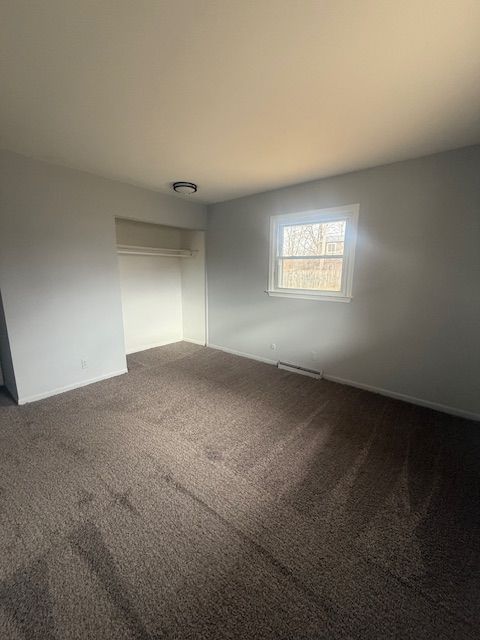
[117,244,196,258]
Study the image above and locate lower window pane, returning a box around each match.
[278,258,343,292]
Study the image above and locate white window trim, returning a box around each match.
[266,204,359,302]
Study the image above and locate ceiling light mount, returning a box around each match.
[173,181,197,195]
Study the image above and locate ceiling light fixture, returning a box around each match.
[172,181,197,195]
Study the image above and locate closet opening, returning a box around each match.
[115,218,206,359]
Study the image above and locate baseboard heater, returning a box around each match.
[277,361,323,380]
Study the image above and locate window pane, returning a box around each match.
[278,258,343,291]
[281,220,346,257]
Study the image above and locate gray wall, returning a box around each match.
[0,291,17,396]
[0,150,206,403]
[207,145,480,418]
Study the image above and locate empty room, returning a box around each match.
[0,1,479,638]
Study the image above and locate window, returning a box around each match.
[267,204,359,302]
[326,242,338,254]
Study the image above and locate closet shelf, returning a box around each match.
[117,244,197,258]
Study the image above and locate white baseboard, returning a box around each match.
[206,343,479,422]
[17,368,128,405]
[126,336,206,354]
[207,343,277,366]
[322,374,479,422]
[126,338,182,355]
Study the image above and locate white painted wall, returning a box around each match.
[0,150,206,403]
[115,219,184,354]
[118,255,183,354]
[0,294,18,397]
[115,219,206,352]
[0,293,16,394]
[207,145,480,419]
[116,218,183,249]
[181,230,206,344]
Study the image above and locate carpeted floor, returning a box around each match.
[0,342,479,639]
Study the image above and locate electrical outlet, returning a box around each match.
[311,350,318,361]
[270,343,277,351]
[81,358,88,370]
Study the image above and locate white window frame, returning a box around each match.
[267,204,359,303]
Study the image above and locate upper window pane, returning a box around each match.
[280,220,346,257]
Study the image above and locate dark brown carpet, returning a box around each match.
[0,342,479,639]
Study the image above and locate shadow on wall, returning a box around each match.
[0,289,18,401]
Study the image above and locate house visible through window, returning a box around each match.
[268,205,359,301]
[326,241,338,255]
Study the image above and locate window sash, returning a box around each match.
[274,256,346,295]
[276,254,344,260]
[275,217,348,294]
[268,205,359,301]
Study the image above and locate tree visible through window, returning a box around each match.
[268,205,359,301]
[280,221,346,291]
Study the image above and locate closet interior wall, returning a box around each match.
[115,218,205,355]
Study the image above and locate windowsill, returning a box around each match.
[265,290,352,303]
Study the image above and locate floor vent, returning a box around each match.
[277,361,323,379]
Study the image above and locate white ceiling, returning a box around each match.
[1,1,479,204]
